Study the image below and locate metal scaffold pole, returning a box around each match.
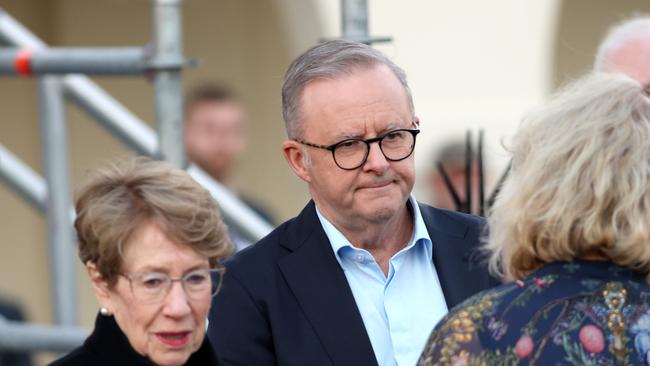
[38,76,78,326]
[0,48,147,75]
[0,315,88,353]
[0,144,47,213]
[342,0,369,39]
[152,0,185,167]
[340,0,390,45]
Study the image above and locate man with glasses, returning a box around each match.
[208,40,497,366]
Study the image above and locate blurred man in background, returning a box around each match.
[184,82,275,250]
[595,15,650,84]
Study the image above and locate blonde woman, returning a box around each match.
[419,73,650,365]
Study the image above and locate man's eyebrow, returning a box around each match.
[330,121,406,141]
[332,130,364,141]
[376,122,402,134]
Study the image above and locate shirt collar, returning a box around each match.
[315,195,432,265]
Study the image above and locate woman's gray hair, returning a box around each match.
[281,40,414,138]
[594,15,650,72]
[75,157,233,286]
[487,73,650,280]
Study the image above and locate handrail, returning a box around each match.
[0,315,88,353]
[0,1,274,336]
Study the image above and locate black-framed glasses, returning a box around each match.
[295,128,420,170]
[120,267,226,304]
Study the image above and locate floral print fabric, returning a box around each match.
[418,260,650,365]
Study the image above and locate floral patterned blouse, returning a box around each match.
[418,260,650,365]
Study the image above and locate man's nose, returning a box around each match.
[362,142,390,173]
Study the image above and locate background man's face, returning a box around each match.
[298,65,416,228]
[185,100,247,183]
[608,36,650,85]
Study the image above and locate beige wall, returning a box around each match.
[307,0,562,200]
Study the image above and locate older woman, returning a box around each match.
[51,158,233,366]
[418,73,650,365]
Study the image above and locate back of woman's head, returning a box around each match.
[74,157,233,286]
[488,73,650,280]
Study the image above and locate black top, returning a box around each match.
[49,314,219,366]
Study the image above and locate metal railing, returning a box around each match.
[340,0,391,44]
[0,315,88,354]
[0,0,273,353]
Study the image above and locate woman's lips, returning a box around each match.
[156,332,190,348]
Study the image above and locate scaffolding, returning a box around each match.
[0,0,387,355]
[340,0,391,44]
[0,0,272,353]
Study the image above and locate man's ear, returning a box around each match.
[413,116,420,128]
[282,140,312,183]
[86,262,112,309]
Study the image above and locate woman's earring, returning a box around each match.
[100,307,110,316]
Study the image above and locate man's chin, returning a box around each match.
[360,206,400,224]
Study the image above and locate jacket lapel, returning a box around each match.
[277,202,378,366]
[419,204,486,308]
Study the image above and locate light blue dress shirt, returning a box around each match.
[316,195,448,366]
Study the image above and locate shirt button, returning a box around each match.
[355,254,365,263]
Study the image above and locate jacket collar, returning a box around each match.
[419,205,488,308]
[276,201,481,365]
[277,201,379,366]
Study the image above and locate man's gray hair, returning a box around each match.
[594,15,650,71]
[281,40,414,138]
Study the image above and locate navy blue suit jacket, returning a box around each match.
[208,201,497,366]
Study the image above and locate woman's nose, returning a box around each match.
[162,281,192,317]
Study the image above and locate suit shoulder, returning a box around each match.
[440,208,485,227]
[418,202,486,233]
[223,216,297,276]
[420,202,484,222]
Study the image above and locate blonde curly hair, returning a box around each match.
[487,73,650,280]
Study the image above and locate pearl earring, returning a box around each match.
[100,307,110,316]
